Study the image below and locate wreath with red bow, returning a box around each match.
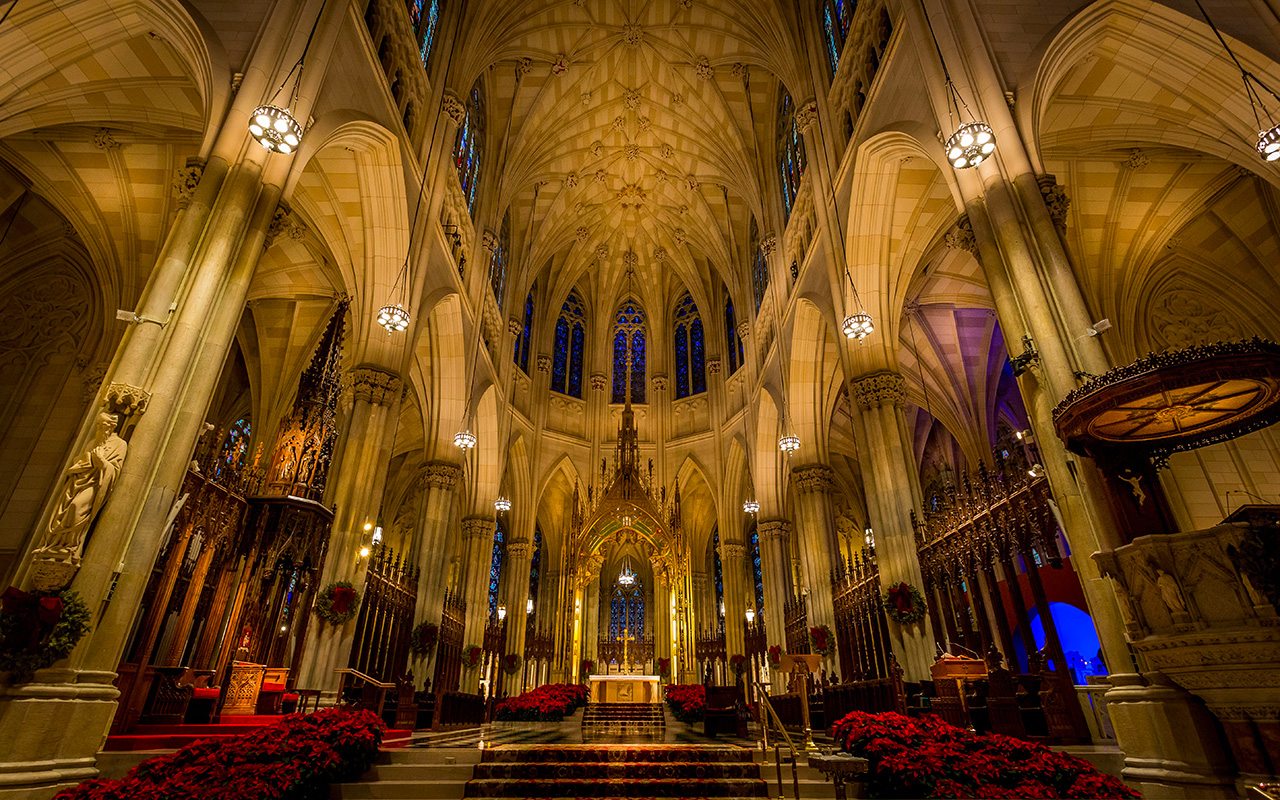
[767,644,783,670]
[462,645,483,668]
[409,622,438,656]
[657,657,671,677]
[315,582,360,626]
[0,587,92,679]
[580,659,596,677]
[501,653,523,675]
[883,582,927,625]
[809,625,834,657]
[729,654,747,674]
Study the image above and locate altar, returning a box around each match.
[588,674,660,704]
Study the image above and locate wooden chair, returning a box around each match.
[183,669,220,724]
[255,667,291,715]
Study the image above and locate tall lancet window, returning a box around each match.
[610,566,644,641]
[488,520,504,617]
[489,211,510,309]
[673,293,706,398]
[552,290,586,397]
[408,0,442,67]
[724,293,745,374]
[750,217,768,313]
[777,88,807,220]
[820,0,855,77]
[513,283,534,373]
[712,528,725,620]
[750,525,765,615]
[453,79,485,215]
[612,301,646,404]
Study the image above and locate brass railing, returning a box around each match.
[752,680,802,799]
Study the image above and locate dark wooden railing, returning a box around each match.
[349,544,418,683]
[783,594,810,655]
[432,590,466,694]
[831,549,894,681]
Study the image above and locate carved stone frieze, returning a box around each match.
[422,461,463,490]
[441,90,466,125]
[104,382,151,417]
[344,367,403,406]
[792,464,836,493]
[852,371,905,409]
[758,519,792,540]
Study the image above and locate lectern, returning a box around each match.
[779,653,823,753]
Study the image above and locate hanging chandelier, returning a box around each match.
[494,496,511,512]
[454,429,476,449]
[1190,0,1280,162]
[249,0,327,154]
[842,311,874,341]
[919,0,995,170]
[377,303,410,333]
[779,434,800,453]
[743,499,760,514]
[618,560,637,586]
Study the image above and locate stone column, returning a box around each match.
[459,515,496,692]
[851,372,936,680]
[410,461,463,628]
[298,367,403,693]
[790,465,840,634]
[497,536,531,695]
[720,540,748,660]
[582,577,599,667]
[757,519,792,652]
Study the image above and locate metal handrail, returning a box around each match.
[334,668,394,688]
[752,680,802,799]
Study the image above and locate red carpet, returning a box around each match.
[465,744,767,797]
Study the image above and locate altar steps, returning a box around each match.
[581,702,666,737]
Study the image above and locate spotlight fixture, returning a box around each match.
[454,429,476,449]
[743,499,760,514]
[497,605,507,621]
[377,303,410,334]
[864,527,875,547]
[1028,463,1045,478]
[494,497,511,512]
[363,522,373,531]
[1009,335,1040,377]
[250,105,302,154]
[1015,429,1033,441]
[842,311,875,341]
[779,434,801,453]
[359,546,371,558]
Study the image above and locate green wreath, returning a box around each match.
[409,622,438,656]
[883,582,928,625]
[462,644,483,668]
[314,581,360,626]
[0,588,92,680]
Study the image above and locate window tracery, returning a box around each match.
[820,0,855,77]
[673,293,706,398]
[612,301,646,404]
[724,292,744,374]
[453,80,485,214]
[488,521,504,618]
[777,88,807,220]
[408,0,441,67]
[489,211,510,309]
[552,290,585,397]
[610,572,644,640]
[750,217,768,313]
[513,284,534,373]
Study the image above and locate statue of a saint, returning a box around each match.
[1155,568,1187,614]
[30,412,128,589]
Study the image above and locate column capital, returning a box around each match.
[590,372,608,390]
[758,518,792,540]
[441,90,466,125]
[722,541,747,560]
[791,464,836,493]
[537,353,552,373]
[945,214,978,255]
[343,366,403,406]
[852,371,906,409]
[462,516,495,540]
[1037,174,1070,231]
[482,229,499,252]
[760,234,778,255]
[737,320,751,340]
[507,317,522,337]
[707,357,722,374]
[421,461,463,489]
[506,539,531,558]
[651,373,668,392]
[794,99,819,132]
[172,159,204,210]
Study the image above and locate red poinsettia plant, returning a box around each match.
[408,622,438,656]
[808,624,834,657]
[663,683,706,723]
[830,710,1140,799]
[55,707,385,800]
[767,644,783,670]
[883,581,927,625]
[461,644,482,668]
[657,656,671,677]
[494,683,589,721]
[314,582,360,626]
[501,653,522,674]
[729,653,747,674]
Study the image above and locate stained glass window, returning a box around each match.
[777,88,807,220]
[750,217,768,313]
[552,290,585,397]
[610,575,644,642]
[214,417,251,486]
[712,529,725,618]
[750,526,765,615]
[409,0,442,67]
[453,80,485,215]
[820,0,855,77]
[724,294,744,374]
[489,211,510,310]
[611,301,646,404]
[673,293,706,399]
[513,284,534,372]
[488,521,504,618]
[528,526,542,621]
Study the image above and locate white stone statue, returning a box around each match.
[1155,568,1187,614]
[30,412,128,590]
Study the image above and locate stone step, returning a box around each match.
[462,777,768,797]
[481,745,754,763]
[473,761,761,780]
[331,779,466,800]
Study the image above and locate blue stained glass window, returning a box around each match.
[673,293,705,399]
[528,526,542,620]
[712,529,724,617]
[215,417,251,485]
[514,286,534,372]
[820,0,855,77]
[417,0,441,66]
[777,88,807,220]
[612,301,646,403]
[453,80,485,215]
[552,290,585,398]
[750,217,769,313]
[725,294,744,374]
[750,526,764,615]
[610,574,644,643]
[488,521,504,618]
[489,212,510,310]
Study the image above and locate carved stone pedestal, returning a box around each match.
[0,668,119,799]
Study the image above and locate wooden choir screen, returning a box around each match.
[783,594,810,654]
[432,590,466,693]
[831,549,894,682]
[349,544,419,682]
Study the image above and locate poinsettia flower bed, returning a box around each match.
[494,683,589,721]
[831,711,1139,799]
[663,684,706,723]
[55,708,384,800]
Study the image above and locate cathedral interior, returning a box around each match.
[1,0,1280,798]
